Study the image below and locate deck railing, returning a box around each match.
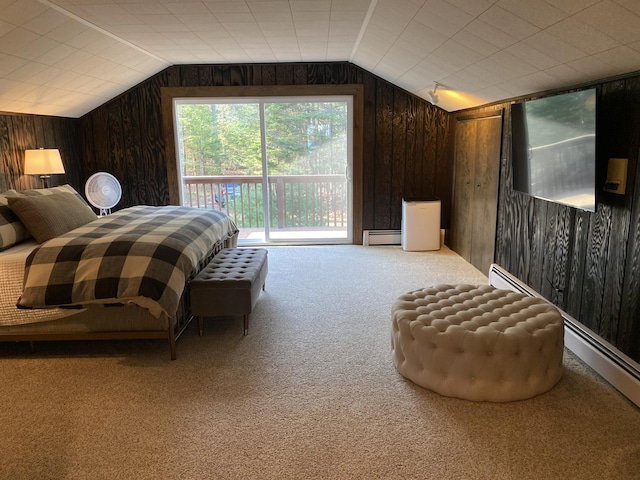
[182,175,347,229]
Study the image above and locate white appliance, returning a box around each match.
[85,172,122,216]
[401,198,440,251]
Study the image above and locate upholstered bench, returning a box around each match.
[391,284,564,402]
[190,248,268,336]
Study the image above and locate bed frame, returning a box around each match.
[0,233,237,360]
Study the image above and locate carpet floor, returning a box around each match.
[0,245,638,480]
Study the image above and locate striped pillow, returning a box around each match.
[0,190,28,250]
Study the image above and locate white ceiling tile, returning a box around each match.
[176,13,219,25]
[612,0,640,16]
[507,70,558,92]
[574,1,640,44]
[0,27,40,55]
[464,18,518,49]
[545,17,619,55]
[592,45,640,71]
[549,0,601,15]
[543,63,586,85]
[0,54,27,76]
[370,1,415,36]
[290,1,331,12]
[496,0,566,29]
[1,0,48,26]
[35,43,75,66]
[121,3,171,15]
[478,5,539,41]
[414,0,473,37]
[293,11,330,22]
[203,1,251,14]
[17,36,60,61]
[443,0,497,17]
[427,38,481,72]
[522,31,587,65]
[164,3,211,15]
[21,8,69,35]
[451,28,500,57]
[215,12,255,23]
[248,1,291,14]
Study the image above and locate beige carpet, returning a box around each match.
[1,245,638,480]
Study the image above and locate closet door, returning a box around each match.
[450,113,503,274]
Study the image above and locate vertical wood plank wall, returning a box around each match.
[455,74,640,364]
[79,62,452,231]
[0,113,82,193]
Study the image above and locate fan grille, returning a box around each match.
[85,172,122,212]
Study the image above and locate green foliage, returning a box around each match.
[176,100,348,176]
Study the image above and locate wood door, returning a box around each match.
[451,114,503,274]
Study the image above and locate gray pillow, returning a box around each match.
[8,193,97,243]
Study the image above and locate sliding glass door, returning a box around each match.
[174,96,353,245]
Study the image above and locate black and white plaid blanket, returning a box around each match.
[18,205,238,318]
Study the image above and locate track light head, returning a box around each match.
[427,82,441,105]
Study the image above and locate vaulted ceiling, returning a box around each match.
[1,0,640,118]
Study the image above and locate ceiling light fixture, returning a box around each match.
[427,82,440,105]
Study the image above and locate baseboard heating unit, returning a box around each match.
[488,263,640,408]
[362,230,401,246]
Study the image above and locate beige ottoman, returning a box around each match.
[391,284,564,402]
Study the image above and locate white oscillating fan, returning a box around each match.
[85,172,122,216]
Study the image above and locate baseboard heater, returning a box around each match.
[488,263,640,408]
[362,230,401,246]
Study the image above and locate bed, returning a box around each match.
[0,185,238,359]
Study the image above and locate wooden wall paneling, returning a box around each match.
[293,64,307,85]
[450,119,475,261]
[422,105,437,201]
[121,89,143,208]
[106,100,129,207]
[434,110,452,228]
[527,197,548,291]
[165,67,181,88]
[249,65,263,86]
[540,202,559,301]
[9,116,36,190]
[391,90,407,228]
[403,95,420,198]
[580,206,612,331]
[373,79,394,229]
[0,116,19,190]
[141,73,169,205]
[361,71,377,230]
[618,77,640,355]
[565,209,590,320]
[228,65,248,86]
[470,115,502,274]
[276,64,294,85]
[198,65,214,86]
[550,206,573,308]
[600,205,629,342]
[261,65,277,85]
[79,115,96,185]
[180,65,200,87]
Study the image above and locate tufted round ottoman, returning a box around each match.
[391,284,564,402]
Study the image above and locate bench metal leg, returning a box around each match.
[243,314,249,336]
[197,316,204,336]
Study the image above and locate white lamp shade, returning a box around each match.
[24,149,65,175]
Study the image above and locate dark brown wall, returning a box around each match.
[455,74,640,363]
[0,113,82,192]
[79,62,452,231]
